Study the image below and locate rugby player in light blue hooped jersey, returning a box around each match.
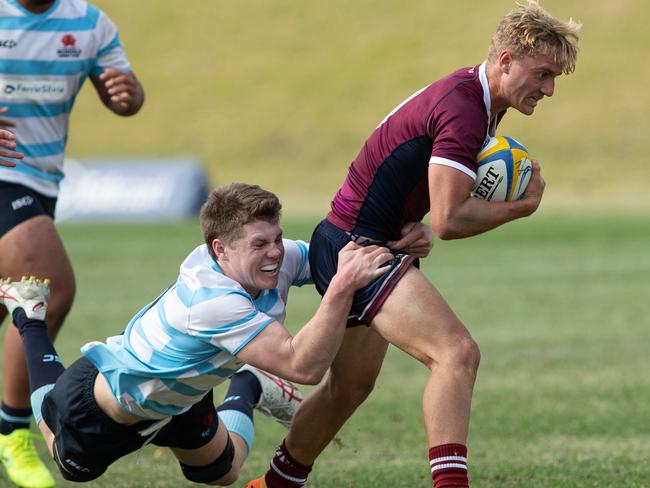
[0,183,435,485]
[0,1,144,486]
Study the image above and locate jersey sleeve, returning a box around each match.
[89,6,131,77]
[427,86,488,180]
[282,239,312,287]
[174,288,275,356]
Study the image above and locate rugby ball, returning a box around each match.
[472,136,533,202]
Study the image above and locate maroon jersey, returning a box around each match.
[327,62,504,241]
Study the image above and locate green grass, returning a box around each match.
[2,212,648,487]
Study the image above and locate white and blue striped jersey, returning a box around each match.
[0,0,131,197]
[82,239,311,420]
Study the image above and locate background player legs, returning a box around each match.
[285,326,389,464]
[0,216,75,412]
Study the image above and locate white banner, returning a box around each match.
[56,158,209,222]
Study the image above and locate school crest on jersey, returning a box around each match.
[57,34,81,58]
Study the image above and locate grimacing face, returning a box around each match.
[216,219,284,297]
[502,52,563,116]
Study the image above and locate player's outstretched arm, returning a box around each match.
[428,161,545,240]
[236,242,393,384]
[91,68,145,116]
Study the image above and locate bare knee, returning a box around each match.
[423,335,481,382]
[457,336,481,376]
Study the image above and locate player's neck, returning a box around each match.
[18,0,55,14]
[485,62,509,116]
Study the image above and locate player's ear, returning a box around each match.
[212,238,228,261]
[497,50,512,74]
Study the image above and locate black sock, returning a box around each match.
[216,370,261,417]
[0,403,32,435]
[12,308,65,394]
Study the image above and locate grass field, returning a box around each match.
[2,1,649,486]
[2,211,648,487]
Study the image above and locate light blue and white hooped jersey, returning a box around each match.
[0,0,131,197]
[82,239,311,420]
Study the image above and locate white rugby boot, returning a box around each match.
[0,276,50,321]
[237,365,303,428]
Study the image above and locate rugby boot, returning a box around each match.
[0,429,55,488]
[0,277,50,321]
[237,365,303,428]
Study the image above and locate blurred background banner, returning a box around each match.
[55,158,209,222]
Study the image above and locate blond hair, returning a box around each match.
[199,183,282,261]
[488,1,581,74]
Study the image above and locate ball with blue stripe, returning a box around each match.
[472,136,533,202]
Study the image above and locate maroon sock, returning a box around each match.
[264,440,312,488]
[429,443,469,488]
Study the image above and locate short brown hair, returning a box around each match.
[199,183,282,261]
[488,1,581,74]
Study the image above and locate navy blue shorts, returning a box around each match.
[309,219,418,327]
[41,356,219,482]
[0,182,56,238]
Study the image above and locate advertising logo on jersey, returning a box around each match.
[57,34,81,58]
[0,77,67,101]
[0,39,17,49]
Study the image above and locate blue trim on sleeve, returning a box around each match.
[212,311,260,334]
[97,33,122,58]
[231,318,274,355]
